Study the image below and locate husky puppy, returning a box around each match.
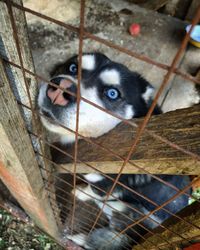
[38,52,161,144]
[38,52,190,249]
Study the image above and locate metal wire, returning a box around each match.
[41,171,167,249]
[1,0,200,249]
[48,202,138,250]
[87,6,200,236]
[17,98,200,247]
[28,120,200,230]
[2,0,200,86]
[42,177,146,249]
[31,131,198,247]
[16,99,200,206]
[3,57,200,163]
[17,100,200,241]
[4,0,63,230]
[40,156,173,244]
[108,178,199,248]
[70,0,85,236]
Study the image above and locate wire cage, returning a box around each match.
[0,0,200,249]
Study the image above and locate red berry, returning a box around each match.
[129,23,140,36]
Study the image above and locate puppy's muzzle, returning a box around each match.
[47,76,77,106]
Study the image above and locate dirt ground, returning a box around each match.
[23,0,200,112]
[0,208,62,250]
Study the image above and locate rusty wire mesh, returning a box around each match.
[1,0,200,249]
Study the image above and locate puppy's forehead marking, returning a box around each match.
[81,54,96,70]
[100,69,120,86]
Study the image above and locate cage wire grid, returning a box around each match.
[0,0,200,249]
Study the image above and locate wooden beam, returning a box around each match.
[0,59,60,238]
[52,105,200,174]
[0,58,60,239]
[133,202,200,250]
[0,0,60,239]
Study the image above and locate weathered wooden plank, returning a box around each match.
[133,202,200,250]
[56,158,199,175]
[186,0,200,21]
[52,105,200,174]
[0,0,60,239]
[0,59,59,238]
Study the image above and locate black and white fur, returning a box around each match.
[38,53,161,144]
[38,52,190,249]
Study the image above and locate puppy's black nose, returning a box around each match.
[47,77,77,106]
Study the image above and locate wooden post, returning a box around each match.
[53,104,200,174]
[0,0,60,240]
[0,59,60,239]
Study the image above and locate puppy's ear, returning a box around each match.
[141,83,162,115]
[142,85,154,104]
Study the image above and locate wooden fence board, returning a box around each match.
[0,0,60,239]
[53,105,200,174]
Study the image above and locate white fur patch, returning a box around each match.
[38,83,48,107]
[96,200,126,219]
[59,134,76,144]
[84,173,104,183]
[106,200,126,212]
[77,86,121,138]
[142,86,154,103]
[124,104,134,119]
[39,74,134,145]
[40,116,76,144]
[100,69,120,85]
[38,82,121,143]
[96,201,113,219]
[73,185,102,201]
[67,233,87,246]
[81,54,96,70]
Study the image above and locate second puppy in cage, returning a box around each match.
[38,52,191,249]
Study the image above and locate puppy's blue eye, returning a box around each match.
[105,88,120,100]
[69,63,77,74]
